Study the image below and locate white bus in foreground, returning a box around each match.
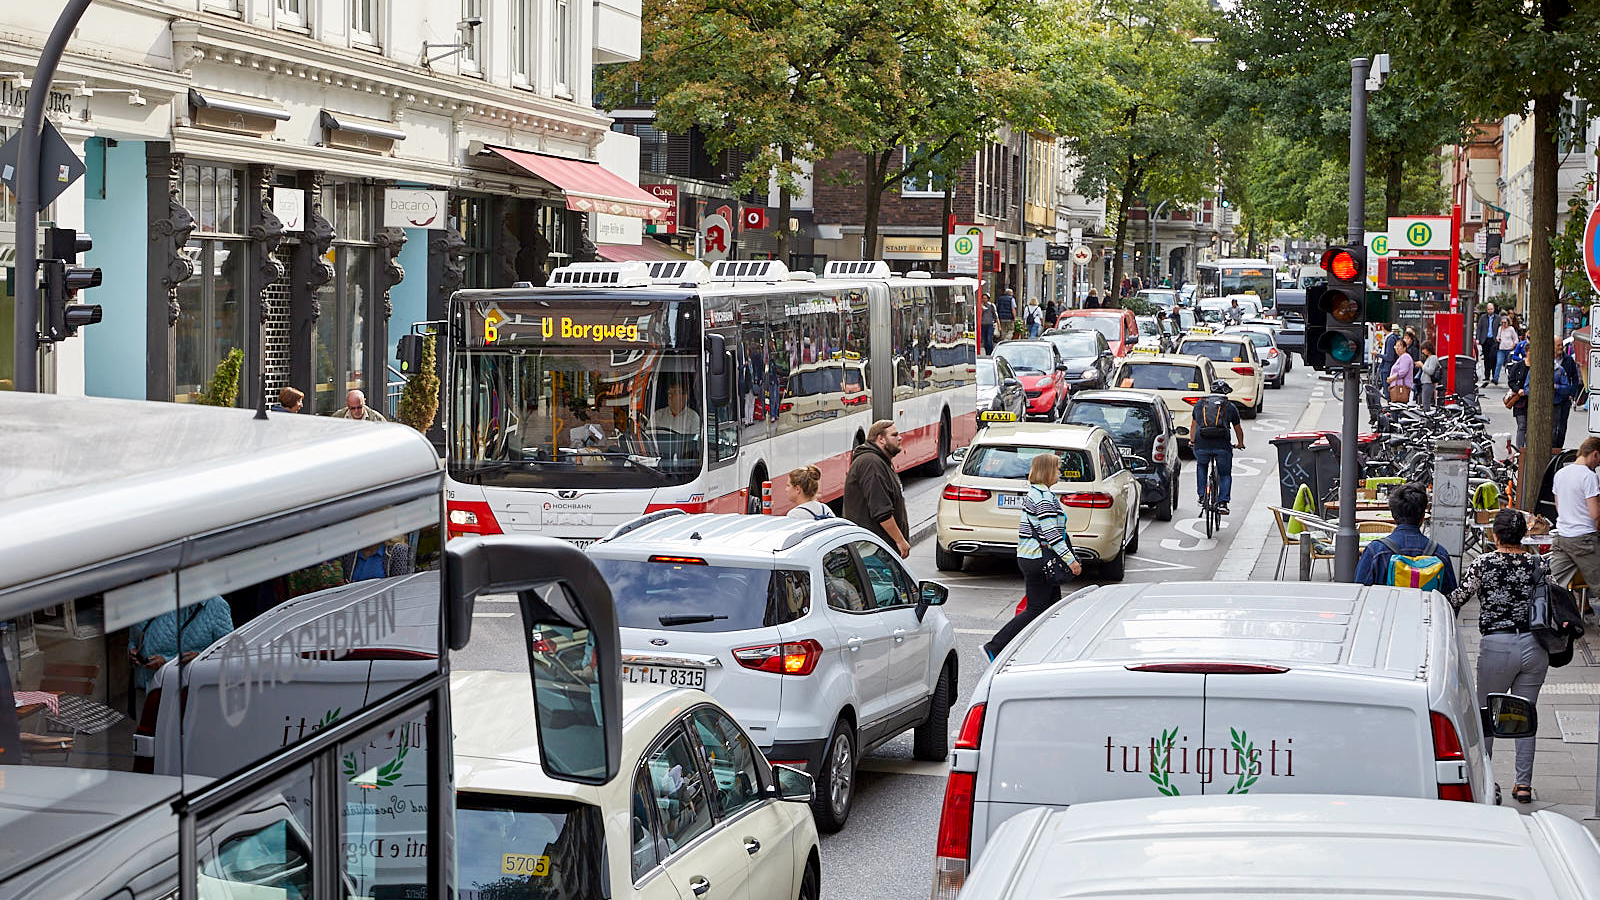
[0,392,623,899]
[444,259,978,544]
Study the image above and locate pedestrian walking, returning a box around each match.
[1417,343,1440,409]
[1387,334,1415,404]
[1556,340,1581,448]
[1083,291,1101,309]
[982,452,1080,660]
[1497,318,1519,384]
[331,389,388,422]
[1478,303,1500,383]
[1549,437,1600,592]
[1043,299,1058,329]
[270,386,305,413]
[981,296,998,354]
[1448,509,1554,805]
[1118,276,1131,299]
[784,465,834,520]
[996,289,1017,340]
[843,420,910,558]
[1025,301,1044,338]
[1505,354,1530,450]
[1353,483,1457,592]
[1131,275,1144,294]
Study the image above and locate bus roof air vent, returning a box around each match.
[823,260,892,279]
[709,259,791,283]
[646,260,711,285]
[548,262,652,288]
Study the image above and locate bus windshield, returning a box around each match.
[1199,263,1276,304]
[450,298,704,490]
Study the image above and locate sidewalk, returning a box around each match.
[1244,369,1600,831]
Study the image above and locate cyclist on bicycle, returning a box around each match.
[1191,381,1245,514]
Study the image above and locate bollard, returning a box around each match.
[1299,532,1313,581]
[761,480,773,514]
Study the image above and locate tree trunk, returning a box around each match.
[777,144,794,265]
[1384,151,1404,219]
[861,149,894,261]
[1108,160,1139,309]
[1521,91,1561,507]
[940,184,954,270]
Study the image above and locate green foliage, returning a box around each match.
[198,348,243,408]
[397,333,441,433]
[1553,191,1597,308]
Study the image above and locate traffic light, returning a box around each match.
[41,227,102,342]
[1309,245,1366,369]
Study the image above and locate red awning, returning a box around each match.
[489,146,668,221]
[597,238,694,263]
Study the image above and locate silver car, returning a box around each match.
[1224,324,1285,388]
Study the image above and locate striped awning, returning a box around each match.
[488,146,668,222]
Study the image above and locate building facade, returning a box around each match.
[3,0,657,414]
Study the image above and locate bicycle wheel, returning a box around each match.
[1204,462,1218,539]
[1330,375,1344,401]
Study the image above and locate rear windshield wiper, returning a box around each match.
[659,613,730,626]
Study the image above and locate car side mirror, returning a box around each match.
[1127,334,1140,345]
[1002,377,1022,390]
[916,579,950,622]
[1482,692,1537,739]
[1055,363,1069,372]
[771,764,814,803]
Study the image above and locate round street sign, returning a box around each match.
[1372,235,1389,255]
[954,235,975,255]
[1071,245,1092,265]
[1584,202,1600,296]
[1405,221,1433,248]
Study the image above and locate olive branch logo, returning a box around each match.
[318,708,341,730]
[342,742,410,789]
[1226,728,1259,794]
[1148,726,1181,796]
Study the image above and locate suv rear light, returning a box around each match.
[933,703,987,900]
[1152,443,1166,463]
[1059,492,1114,509]
[1126,662,1288,674]
[942,485,992,502]
[733,639,823,676]
[1182,395,1203,405]
[447,501,502,539]
[649,555,708,565]
[1430,711,1474,802]
[1231,365,1256,375]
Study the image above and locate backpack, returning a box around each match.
[1195,395,1230,440]
[1529,556,1583,665]
[1375,536,1447,591]
[1554,363,1574,403]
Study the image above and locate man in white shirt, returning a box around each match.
[1551,436,1600,591]
[649,381,701,435]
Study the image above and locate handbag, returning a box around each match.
[1026,511,1076,585]
[1388,384,1411,403]
[1529,557,1584,665]
[1502,389,1520,409]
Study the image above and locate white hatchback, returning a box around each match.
[590,511,958,833]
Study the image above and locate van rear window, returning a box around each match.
[456,793,606,900]
[593,559,810,632]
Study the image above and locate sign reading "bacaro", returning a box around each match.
[383,188,448,229]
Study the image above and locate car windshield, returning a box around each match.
[1061,316,1121,341]
[1198,300,1261,323]
[1137,318,1160,336]
[1044,332,1102,359]
[456,793,606,900]
[1231,330,1272,348]
[1065,402,1159,445]
[963,445,1095,482]
[995,343,1054,373]
[1135,290,1178,308]
[594,558,804,632]
[1117,363,1203,391]
[976,358,998,386]
[1180,339,1248,363]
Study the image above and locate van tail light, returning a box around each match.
[1430,711,1474,802]
[932,703,987,900]
[1126,662,1288,674]
[942,485,993,502]
[1231,366,1256,375]
[1059,492,1114,509]
[733,639,823,676]
[447,501,502,539]
[1182,396,1203,405]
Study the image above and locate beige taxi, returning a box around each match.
[1176,331,1264,418]
[1109,352,1222,453]
[935,423,1140,580]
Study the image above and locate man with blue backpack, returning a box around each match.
[1354,482,1458,593]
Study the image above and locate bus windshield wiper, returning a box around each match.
[659,613,730,626]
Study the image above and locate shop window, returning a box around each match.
[453,197,495,288]
[313,180,378,415]
[175,240,248,404]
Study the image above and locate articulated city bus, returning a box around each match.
[0,393,620,899]
[1196,258,1278,306]
[444,259,979,544]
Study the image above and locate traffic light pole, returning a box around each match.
[11,0,94,393]
[1335,57,1370,582]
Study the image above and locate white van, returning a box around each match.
[931,581,1536,900]
[958,794,1600,900]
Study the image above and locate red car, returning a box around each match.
[1056,309,1141,356]
[992,340,1068,421]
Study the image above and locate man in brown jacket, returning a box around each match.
[843,419,910,558]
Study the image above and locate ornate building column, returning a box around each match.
[289,171,336,402]
[245,164,285,409]
[144,143,195,401]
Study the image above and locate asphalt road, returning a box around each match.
[817,360,1326,900]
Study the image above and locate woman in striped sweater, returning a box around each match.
[983,453,1081,659]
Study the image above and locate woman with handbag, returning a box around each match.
[1448,509,1550,804]
[983,453,1082,660]
[1387,334,1415,403]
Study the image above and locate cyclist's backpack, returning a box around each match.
[1375,536,1448,591]
[1195,395,1230,440]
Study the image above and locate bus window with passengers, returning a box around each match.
[0,393,621,900]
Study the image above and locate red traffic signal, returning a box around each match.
[1321,246,1363,284]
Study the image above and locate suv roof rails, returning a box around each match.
[599,508,689,543]
[778,518,853,551]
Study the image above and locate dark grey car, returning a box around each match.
[1041,329,1114,393]
[1062,390,1181,521]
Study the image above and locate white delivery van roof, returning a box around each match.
[1007,581,1432,679]
[965,794,1600,900]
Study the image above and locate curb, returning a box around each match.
[910,516,938,547]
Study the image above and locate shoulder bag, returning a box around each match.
[1529,556,1584,665]
[1026,504,1076,586]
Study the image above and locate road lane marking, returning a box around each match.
[1126,554,1194,573]
[473,612,516,618]
[1160,516,1227,552]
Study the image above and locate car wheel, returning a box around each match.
[1125,516,1140,554]
[912,664,953,761]
[1156,485,1174,521]
[1242,400,1258,420]
[1100,547,1127,581]
[797,859,821,900]
[811,720,855,833]
[934,542,964,572]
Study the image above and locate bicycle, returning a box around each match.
[1201,454,1222,539]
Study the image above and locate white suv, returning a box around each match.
[591,511,959,832]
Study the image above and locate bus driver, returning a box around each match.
[649,380,701,436]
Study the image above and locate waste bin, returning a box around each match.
[1308,432,1342,515]
[1270,431,1333,509]
[1451,354,1478,396]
